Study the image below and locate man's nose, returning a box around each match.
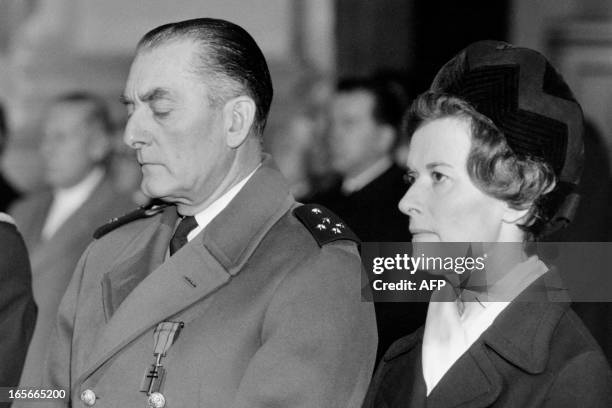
[123,112,152,149]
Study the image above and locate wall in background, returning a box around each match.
[0,0,334,190]
[510,0,612,171]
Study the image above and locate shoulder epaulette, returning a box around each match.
[93,200,170,239]
[293,204,359,247]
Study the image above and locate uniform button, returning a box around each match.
[147,392,166,408]
[80,389,96,406]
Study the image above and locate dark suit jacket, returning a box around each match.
[363,274,612,407]
[30,158,377,408]
[0,217,36,405]
[307,163,426,365]
[307,163,410,242]
[0,173,20,212]
[9,176,134,388]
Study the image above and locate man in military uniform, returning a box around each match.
[31,18,376,408]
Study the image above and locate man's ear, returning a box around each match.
[377,124,396,153]
[223,96,256,148]
[88,126,112,162]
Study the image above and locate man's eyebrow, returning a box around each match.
[119,88,172,105]
[141,88,172,102]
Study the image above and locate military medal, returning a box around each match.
[140,321,184,406]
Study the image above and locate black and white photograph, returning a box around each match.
[0,1,611,407]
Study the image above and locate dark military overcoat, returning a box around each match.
[32,159,377,408]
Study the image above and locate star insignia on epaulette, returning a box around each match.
[293,204,359,247]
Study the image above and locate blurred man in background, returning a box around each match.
[309,76,410,242]
[0,103,21,212]
[10,92,134,388]
[307,75,427,365]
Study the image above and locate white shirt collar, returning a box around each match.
[186,164,260,242]
[421,255,548,396]
[341,156,393,194]
[41,167,105,239]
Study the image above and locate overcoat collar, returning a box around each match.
[381,272,570,408]
[78,156,294,384]
[481,269,570,374]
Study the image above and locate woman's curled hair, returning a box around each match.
[403,92,557,240]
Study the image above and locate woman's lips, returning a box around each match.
[410,228,433,235]
[410,229,437,241]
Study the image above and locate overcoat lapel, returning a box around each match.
[428,272,567,408]
[81,231,232,384]
[377,331,427,408]
[378,330,503,408]
[427,344,503,408]
[78,156,294,383]
[374,271,571,408]
[100,205,178,320]
[425,274,566,408]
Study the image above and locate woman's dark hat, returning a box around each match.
[431,40,584,235]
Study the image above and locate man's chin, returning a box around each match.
[140,181,173,201]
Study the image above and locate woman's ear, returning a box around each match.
[223,96,256,148]
[502,203,531,226]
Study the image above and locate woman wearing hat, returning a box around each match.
[363,41,612,407]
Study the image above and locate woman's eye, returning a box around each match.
[403,173,416,186]
[431,171,447,183]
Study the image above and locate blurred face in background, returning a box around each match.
[398,116,509,242]
[41,102,109,189]
[330,90,391,178]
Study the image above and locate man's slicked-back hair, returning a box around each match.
[137,18,274,138]
[336,76,409,133]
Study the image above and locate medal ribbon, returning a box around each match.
[153,321,184,356]
[140,321,184,395]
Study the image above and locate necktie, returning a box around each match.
[169,216,198,256]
